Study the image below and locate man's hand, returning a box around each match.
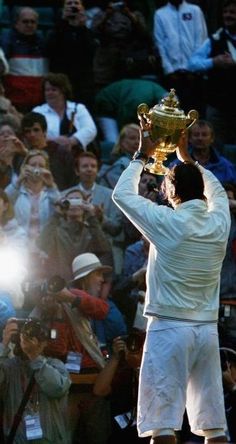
[20,334,45,361]
[176,130,194,164]
[2,318,18,347]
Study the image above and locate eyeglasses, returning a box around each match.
[21,19,37,24]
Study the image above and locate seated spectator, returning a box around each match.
[37,188,113,281]
[0,7,49,112]
[46,0,97,112]
[0,115,28,189]
[188,0,236,148]
[0,317,71,443]
[94,78,167,143]
[97,123,140,188]
[169,120,236,185]
[5,150,60,274]
[0,80,23,124]
[63,151,125,275]
[91,1,162,92]
[33,72,97,152]
[21,112,77,191]
[0,189,27,310]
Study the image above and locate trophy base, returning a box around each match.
[145,161,169,176]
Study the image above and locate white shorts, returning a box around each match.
[137,319,227,438]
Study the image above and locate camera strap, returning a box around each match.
[6,372,36,444]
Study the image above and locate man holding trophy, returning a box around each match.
[112,90,230,443]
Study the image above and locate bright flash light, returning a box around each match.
[0,246,27,287]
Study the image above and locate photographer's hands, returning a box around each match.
[2,318,18,347]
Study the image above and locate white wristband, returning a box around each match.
[143,131,151,138]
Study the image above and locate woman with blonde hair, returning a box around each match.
[98,123,140,189]
[5,149,60,252]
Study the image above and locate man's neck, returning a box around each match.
[192,148,211,165]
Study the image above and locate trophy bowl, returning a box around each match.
[137,89,199,175]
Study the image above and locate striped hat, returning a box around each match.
[72,253,112,282]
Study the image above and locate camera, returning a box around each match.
[32,168,42,177]
[58,198,83,210]
[11,318,50,344]
[120,330,144,353]
[111,1,125,10]
[22,275,66,300]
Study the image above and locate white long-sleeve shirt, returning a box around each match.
[112,160,230,322]
[33,100,97,149]
[153,1,208,74]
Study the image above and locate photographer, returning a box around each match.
[0,317,71,444]
[37,188,113,281]
[220,348,236,443]
[29,252,126,443]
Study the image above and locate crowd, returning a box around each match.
[0,0,235,443]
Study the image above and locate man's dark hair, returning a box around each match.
[163,162,205,205]
[21,112,47,132]
[223,0,236,9]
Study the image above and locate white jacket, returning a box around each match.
[112,161,230,322]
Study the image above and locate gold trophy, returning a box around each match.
[137,89,199,175]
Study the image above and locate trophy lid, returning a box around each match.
[151,89,185,119]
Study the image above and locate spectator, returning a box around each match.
[37,188,113,281]
[5,150,60,266]
[21,112,77,191]
[94,78,167,143]
[218,182,236,351]
[46,0,97,112]
[93,334,148,444]
[97,123,140,188]
[0,7,49,112]
[63,151,125,275]
[91,1,162,91]
[220,347,236,442]
[170,120,236,185]
[0,188,27,311]
[188,0,236,148]
[29,252,122,444]
[0,116,28,189]
[0,317,71,443]
[153,0,208,113]
[33,72,97,152]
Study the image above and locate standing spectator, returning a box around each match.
[5,150,60,253]
[94,78,167,144]
[97,123,140,188]
[37,188,113,281]
[33,72,97,152]
[21,112,77,191]
[188,0,236,148]
[0,317,71,444]
[91,0,162,92]
[153,0,208,113]
[46,0,97,112]
[0,7,49,112]
[0,188,27,311]
[63,151,125,275]
[0,116,28,189]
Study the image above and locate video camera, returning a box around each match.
[57,198,83,211]
[22,275,65,300]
